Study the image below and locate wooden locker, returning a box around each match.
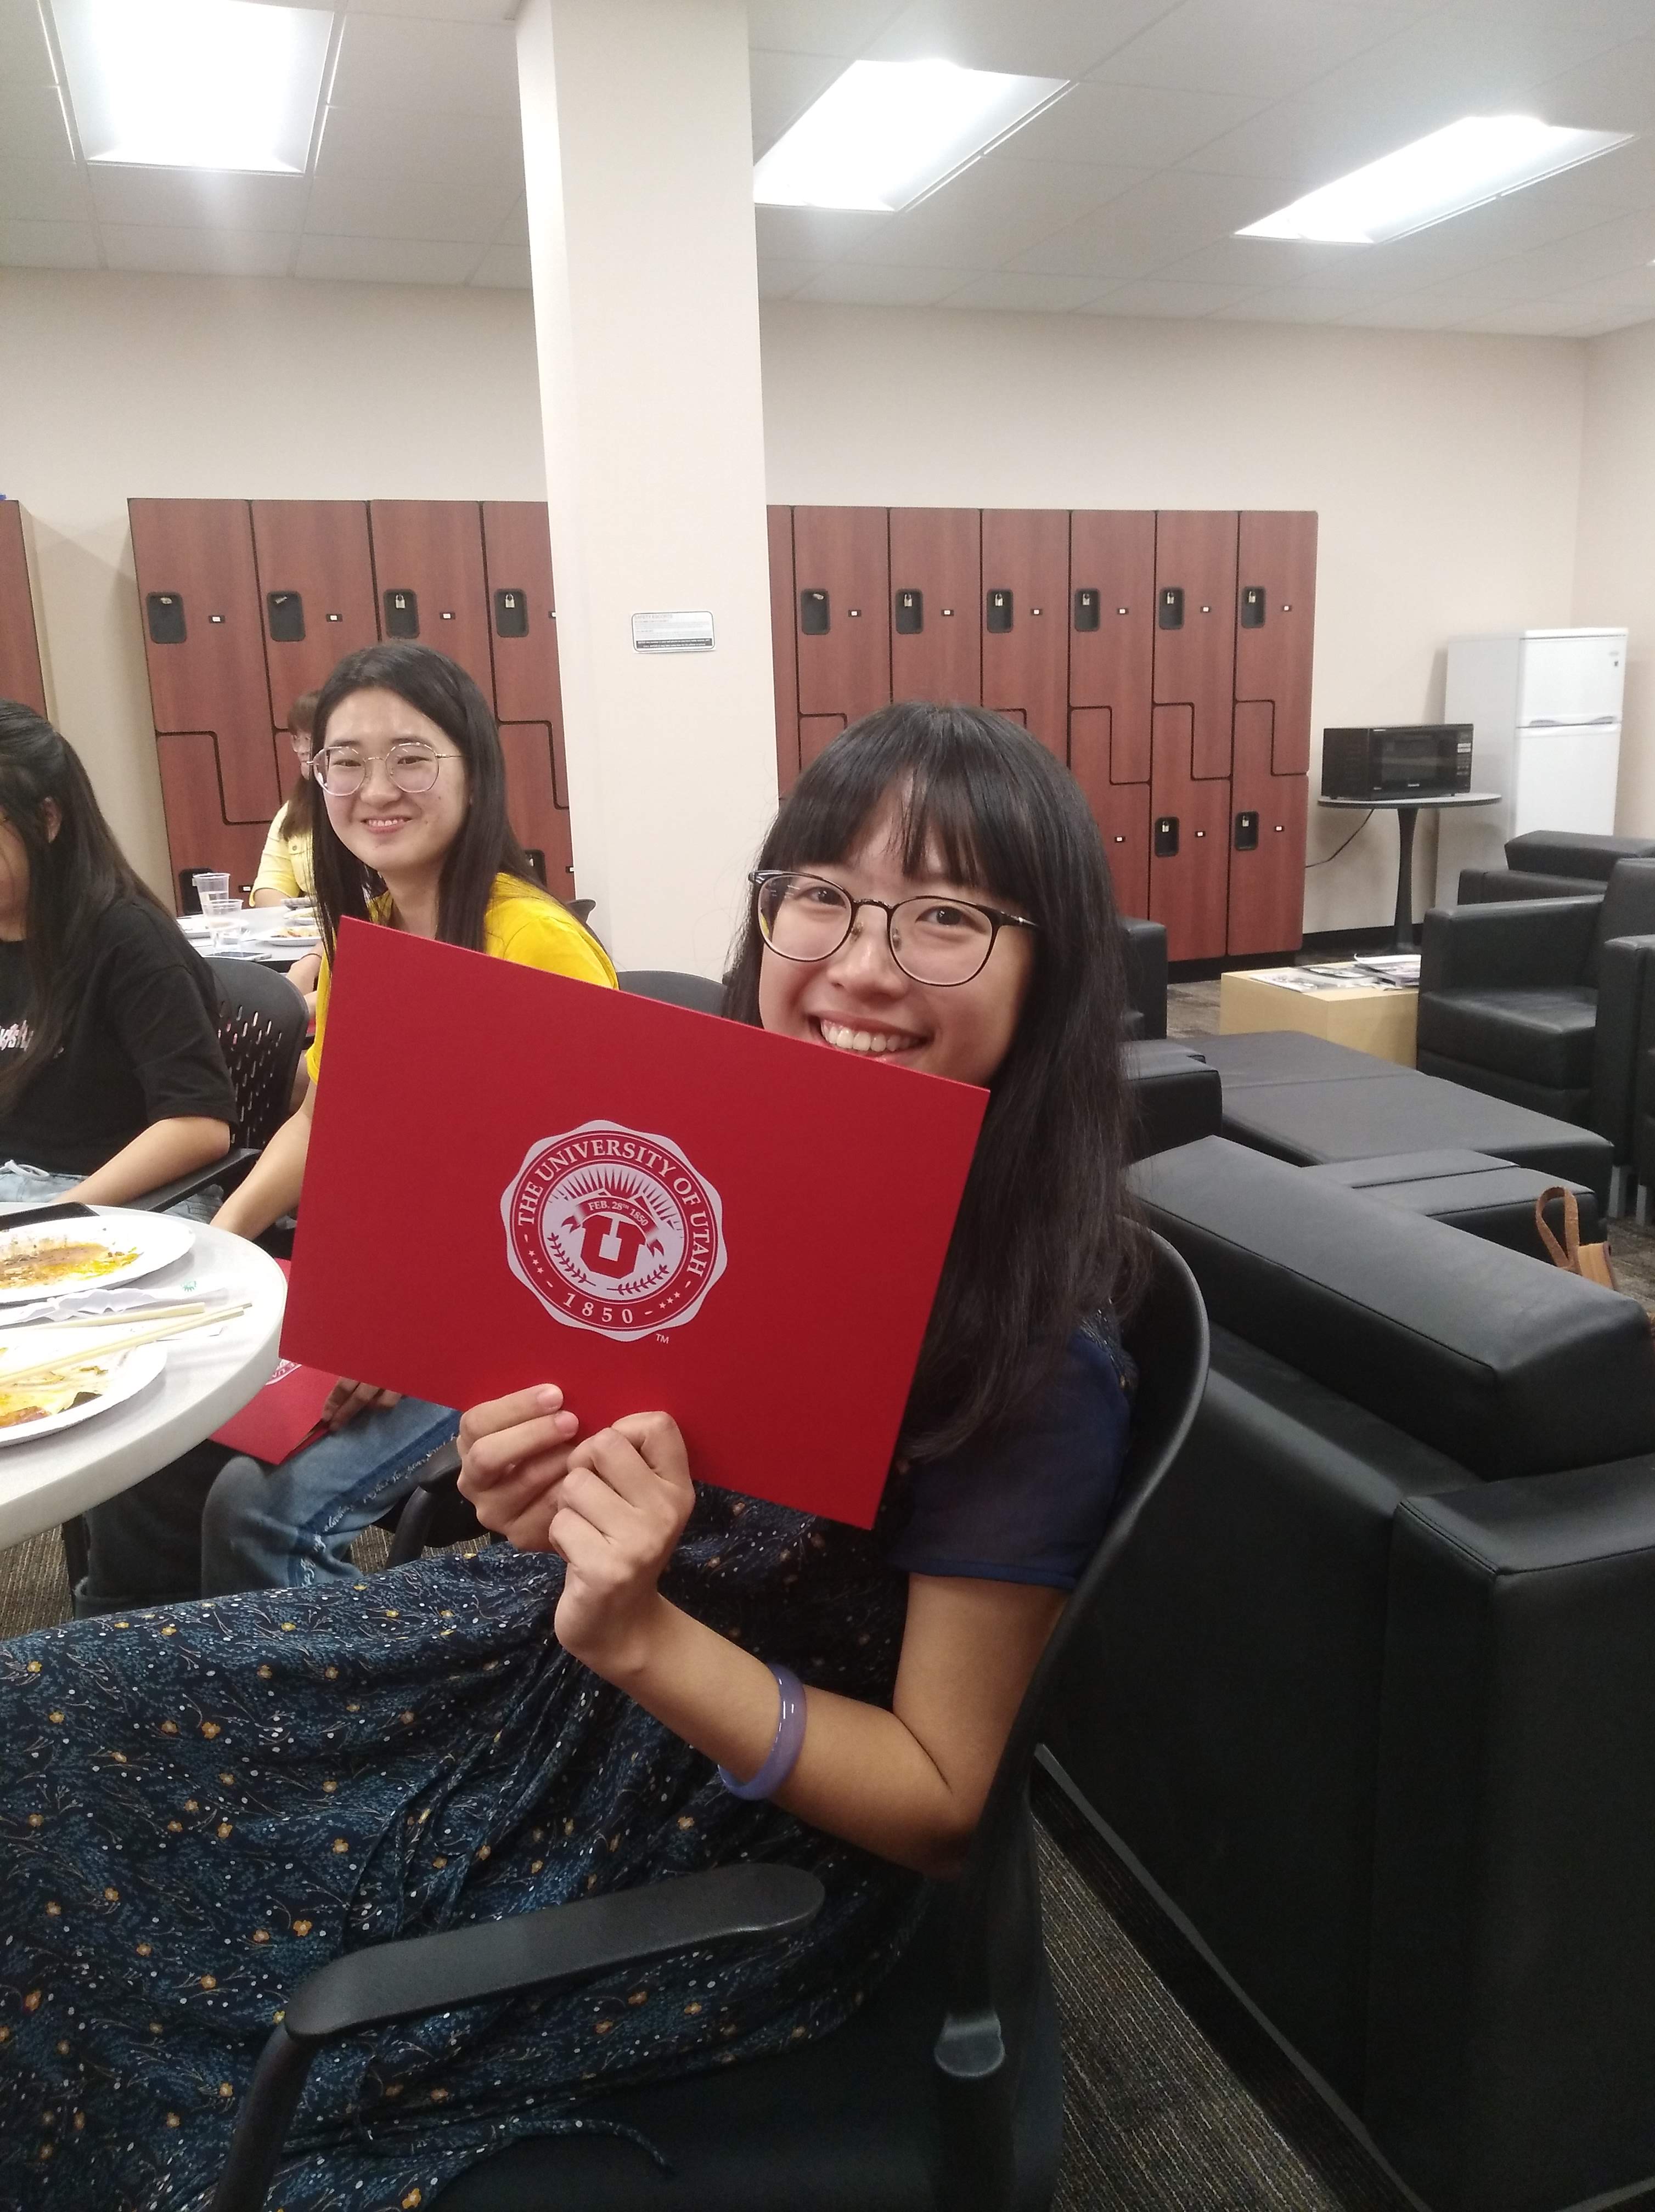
[368,500,494,700]
[800,715,846,771]
[888,507,981,707]
[1150,703,1231,962]
[0,503,47,716]
[1152,510,1237,778]
[130,498,281,827]
[250,500,379,727]
[155,732,271,906]
[792,506,890,733]
[1068,510,1154,780]
[1072,730,1150,919]
[1235,510,1317,776]
[768,506,801,795]
[482,501,576,885]
[498,722,575,898]
[981,509,1068,757]
[1228,701,1308,956]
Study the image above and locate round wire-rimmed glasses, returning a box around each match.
[312,743,460,798]
[751,868,1038,988]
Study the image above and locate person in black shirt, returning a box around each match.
[0,701,234,1204]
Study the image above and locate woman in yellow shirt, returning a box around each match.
[77,642,615,1614]
[252,690,323,1012]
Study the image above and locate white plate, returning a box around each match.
[0,1342,165,1447]
[0,1209,194,1305]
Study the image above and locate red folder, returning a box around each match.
[282,922,987,1526]
[212,1263,336,1461]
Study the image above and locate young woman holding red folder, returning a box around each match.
[1,703,1140,2211]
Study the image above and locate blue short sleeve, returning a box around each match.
[878,1325,1133,1592]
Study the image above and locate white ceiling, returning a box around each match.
[4,0,1655,334]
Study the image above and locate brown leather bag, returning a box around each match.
[1535,1186,1620,1293]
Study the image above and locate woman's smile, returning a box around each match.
[811,1015,930,1060]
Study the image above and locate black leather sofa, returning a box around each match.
[1044,1136,1655,2212]
[1416,859,1655,1205]
[1119,916,1167,1040]
[1456,829,1655,904]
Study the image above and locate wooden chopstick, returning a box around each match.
[0,1303,252,1391]
[5,1299,213,1333]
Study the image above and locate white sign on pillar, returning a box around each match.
[516,0,780,978]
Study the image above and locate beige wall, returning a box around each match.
[1575,319,1655,838]
[0,268,546,895]
[760,303,1590,933]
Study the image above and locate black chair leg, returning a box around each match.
[59,1515,90,1601]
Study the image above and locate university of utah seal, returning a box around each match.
[500,1120,728,1341]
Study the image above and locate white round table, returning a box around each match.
[0,1221,286,1549]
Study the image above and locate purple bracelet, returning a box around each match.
[718,1663,807,1801]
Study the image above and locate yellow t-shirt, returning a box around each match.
[252,805,314,900]
[306,873,616,1081]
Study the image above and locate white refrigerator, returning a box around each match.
[1432,627,1627,906]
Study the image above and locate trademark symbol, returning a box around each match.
[655,1333,669,1345]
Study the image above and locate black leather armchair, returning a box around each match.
[1416,858,1655,1208]
[1118,916,1167,1041]
[1456,829,1655,905]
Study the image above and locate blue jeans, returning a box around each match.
[199,1394,461,1595]
[0,1161,218,1221]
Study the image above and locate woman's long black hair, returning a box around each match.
[0,699,170,1114]
[307,644,543,963]
[725,702,1145,1462]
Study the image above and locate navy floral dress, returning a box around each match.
[0,1329,1130,2212]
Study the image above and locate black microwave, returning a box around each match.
[1321,724,1473,802]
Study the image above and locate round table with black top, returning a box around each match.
[1318,792,1502,950]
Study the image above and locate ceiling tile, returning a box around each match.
[1337,292,1484,326]
[940,269,1114,310]
[755,204,888,258]
[294,233,483,284]
[328,13,519,115]
[470,240,530,287]
[1294,10,1633,126]
[0,85,72,165]
[316,103,523,195]
[305,165,518,242]
[0,216,99,268]
[1079,275,1256,314]
[1518,132,1655,218]
[497,195,528,246]
[745,2,905,58]
[750,48,844,157]
[102,224,297,275]
[1445,0,1655,33]
[1176,94,1467,188]
[866,0,1184,78]
[344,0,517,18]
[756,256,823,297]
[1088,0,1416,101]
[996,80,1267,170]
[1524,37,1655,132]
[1152,235,1362,284]
[793,262,967,304]
[845,150,1145,268]
[0,159,93,222]
[88,167,308,230]
[1011,167,1298,278]
[0,0,55,81]
[1211,281,1394,320]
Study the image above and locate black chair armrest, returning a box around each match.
[126,1147,257,1214]
[210,1863,824,2212]
[1591,935,1655,1153]
[1419,896,1600,992]
[1118,916,1167,1041]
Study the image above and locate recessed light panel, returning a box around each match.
[52,0,334,174]
[754,59,1068,213]
[1240,116,1632,245]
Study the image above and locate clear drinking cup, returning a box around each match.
[192,871,230,910]
[202,892,243,946]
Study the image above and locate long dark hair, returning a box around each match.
[308,644,543,962]
[0,700,171,1112]
[280,689,320,841]
[725,702,1145,1461]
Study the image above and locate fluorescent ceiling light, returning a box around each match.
[51,0,334,173]
[754,59,1068,212]
[1239,115,1631,245]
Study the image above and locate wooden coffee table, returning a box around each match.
[1219,967,1417,1066]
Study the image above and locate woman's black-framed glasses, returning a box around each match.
[751,869,1037,988]
[312,742,459,798]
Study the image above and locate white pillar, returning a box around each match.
[516,0,778,977]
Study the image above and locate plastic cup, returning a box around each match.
[193,871,230,911]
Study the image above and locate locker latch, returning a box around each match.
[494,588,530,639]
[800,589,829,636]
[1153,816,1180,857]
[384,589,419,639]
[1234,811,1260,850]
[1240,585,1266,629]
[146,593,186,645]
[267,591,305,644]
[894,590,923,635]
[986,589,1013,634]
[1158,588,1184,630]
[1073,589,1100,633]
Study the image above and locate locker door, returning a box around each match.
[1153,510,1237,777]
[368,501,494,699]
[0,504,47,716]
[250,500,378,726]
[482,501,575,889]
[768,506,801,795]
[1068,510,1153,905]
[1150,704,1231,962]
[130,498,280,829]
[888,507,981,707]
[981,509,1068,757]
[792,506,890,740]
[1235,510,1317,776]
[1228,701,1308,956]
[1072,725,1150,919]
[155,733,271,907]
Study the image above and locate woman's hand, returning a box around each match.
[320,1379,401,1430]
[457,1385,582,1551]
[549,1413,695,1677]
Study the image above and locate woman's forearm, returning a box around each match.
[212,1105,311,1238]
[69,1116,230,1206]
[603,1597,975,1877]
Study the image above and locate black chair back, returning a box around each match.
[1591,859,1655,974]
[208,957,309,1150]
[618,969,725,1015]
